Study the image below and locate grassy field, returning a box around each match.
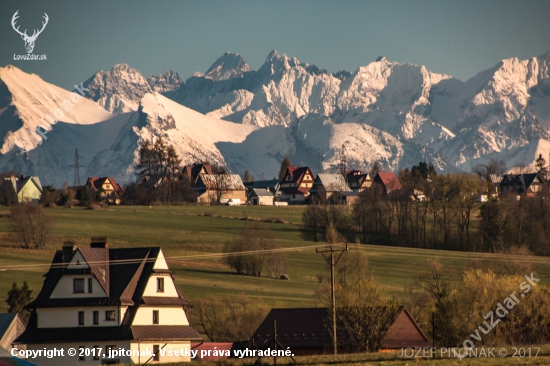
[1,204,550,309]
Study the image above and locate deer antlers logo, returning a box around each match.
[11,10,49,54]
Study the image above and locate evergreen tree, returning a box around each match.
[278,156,291,181]
[6,281,33,323]
[244,169,252,183]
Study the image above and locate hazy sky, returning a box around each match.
[1,0,550,89]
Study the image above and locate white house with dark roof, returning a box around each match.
[14,237,201,365]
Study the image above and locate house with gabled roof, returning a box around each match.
[249,188,274,206]
[499,173,545,197]
[253,307,431,355]
[85,177,124,204]
[279,166,315,204]
[4,175,43,203]
[373,172,403,194]
[14,237,201,366]
[195,173,246,204]
[182,163,212,186]
[309,174,352,203]
[346,170,372,192]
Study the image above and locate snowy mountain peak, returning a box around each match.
[376,55,387,62]
[204,52,250,81]
[147,70,183,93]
[81,63,152,113]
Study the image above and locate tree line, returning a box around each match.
[303,160,550,256]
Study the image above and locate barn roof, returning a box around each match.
[253,306,431,351]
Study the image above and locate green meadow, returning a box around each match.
[1,205,550,309]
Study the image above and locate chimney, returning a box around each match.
[62,241,77,262]
[90,236,108,248]
[20,174,26,180]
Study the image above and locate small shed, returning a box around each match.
[0,313,25,353]
[249,188,274,206]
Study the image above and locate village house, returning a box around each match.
[195,173,246,204]
[373,172,403,195]
[248,188,274,206]
[309,174,352,203]
[181,163,212,186]
[498,173,545,197]
[14,237,202,366]
[345,170,372,192]
[253,307,431,355]
[4,175,43,203]
[85,177,124,204]
[279,166,315,204]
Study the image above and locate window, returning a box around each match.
[157,277,164,292]
[106,345,116,358]
[78,311,85,325]
[153,345,160,361]
[88,278,93,293]
[93,346,100,360]
[153,310,159,324]
[105,310,116,321]
[79,346,85,361]
[93,311,99,325]
[74,278,85,293]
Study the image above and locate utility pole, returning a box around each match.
[316,243,348,355]
[69,149,85,187]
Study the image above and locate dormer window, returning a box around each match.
[74,278,85,293]
[157,278,164,292]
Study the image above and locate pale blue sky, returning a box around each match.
[1,0,549,88]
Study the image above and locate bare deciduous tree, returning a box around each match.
[10,204,53,249]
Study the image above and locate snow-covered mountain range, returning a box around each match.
[1,50,549,187]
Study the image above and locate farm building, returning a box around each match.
[249,188,274,206]
[253,307,431,355]
[309,174,352,203]
[195,173,246,204]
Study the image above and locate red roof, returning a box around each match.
[86,177,123,194]
[375,172,402,192]
[280,166,315,195]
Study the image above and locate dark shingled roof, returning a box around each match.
[17,245,198,344]
[254,307,431,351]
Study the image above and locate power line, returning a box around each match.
[0,244,323,271]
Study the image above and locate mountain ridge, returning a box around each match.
[1,49,549,187]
